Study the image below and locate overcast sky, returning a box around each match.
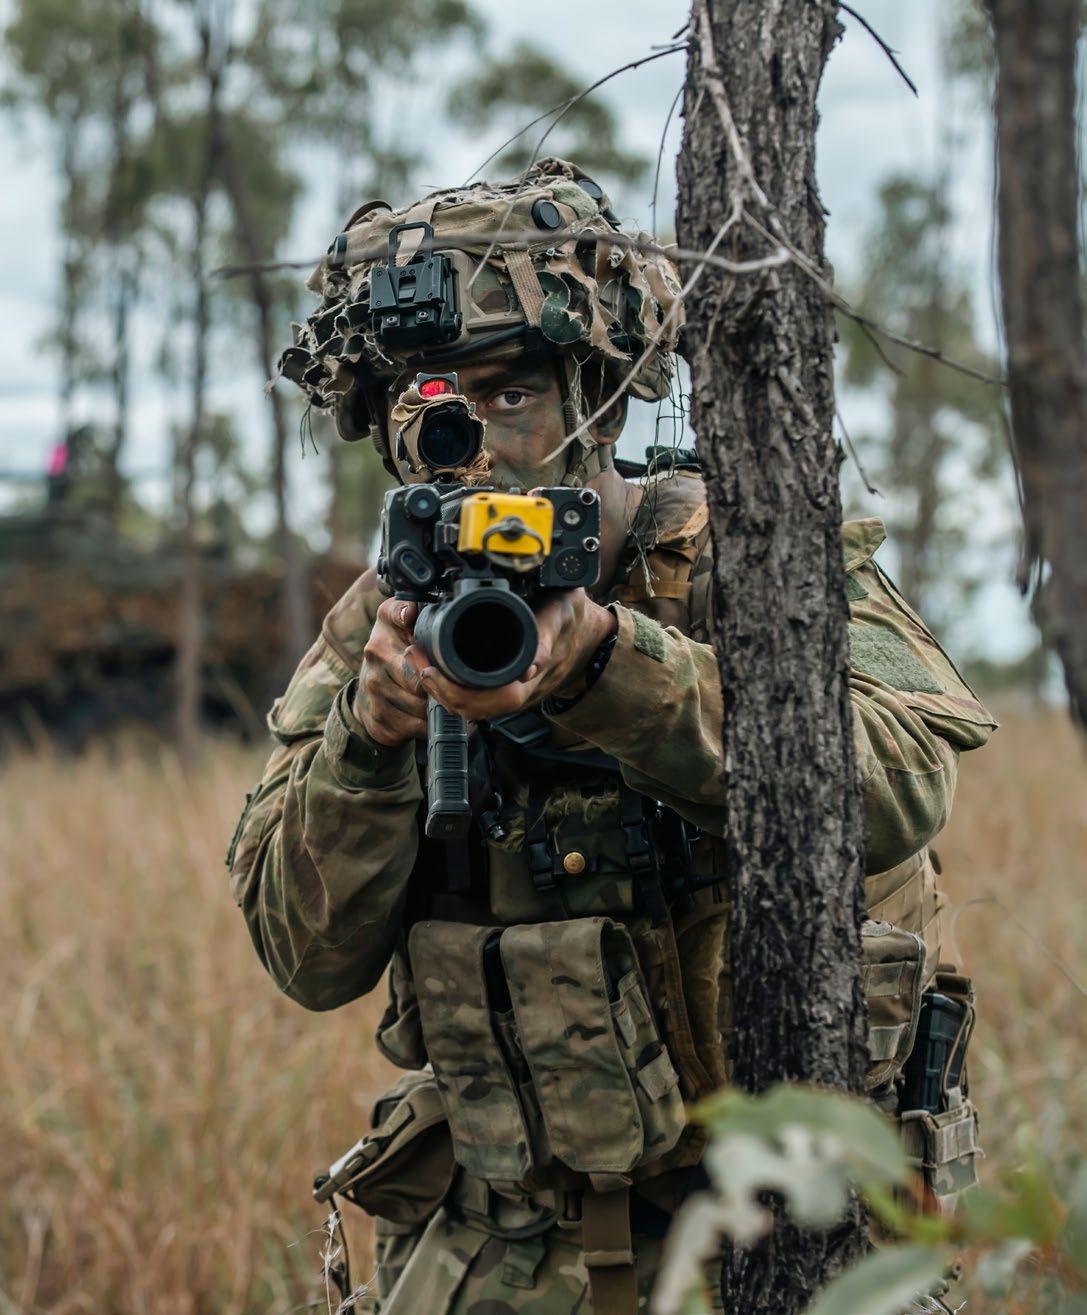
[0,0,1032,660]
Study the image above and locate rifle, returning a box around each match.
[376,373,601,839]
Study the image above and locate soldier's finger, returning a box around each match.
[382,685,428,720]
[531,594,572,658]
[386,653,425,702]
[402,645,429,679]
[420,667,526,720]
[376,597,418,636]
[417,666,465,713]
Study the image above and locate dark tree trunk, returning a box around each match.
[985,0,1087,724]
[175,25,224,765]
[104,263,136,529]
[57,110,85,445]
[176,198,208,766]
[675,1,868,1310]
[102,59,137,533]
[218,140,312,674]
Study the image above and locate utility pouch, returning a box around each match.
[312,1068,455,1226]
[408,921,534,1185]
[501,917,685,1180]
[861,918,928,1091]
[375,944,428,1070]
[899,967,981,1211]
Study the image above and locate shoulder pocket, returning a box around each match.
[849,561,997,748]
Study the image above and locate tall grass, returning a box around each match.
[1,740,394,1315]
[1,711,1084,1313]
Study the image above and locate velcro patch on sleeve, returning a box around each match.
[849,623,942,694]
[632,610,667,662]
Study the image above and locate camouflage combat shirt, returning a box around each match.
[228,470,995,1024]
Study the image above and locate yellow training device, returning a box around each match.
[456,492,554,558]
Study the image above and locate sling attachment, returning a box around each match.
[523,782,583,917]
[621,788,669,927]
[582,1186,637,1315]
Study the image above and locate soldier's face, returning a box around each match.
[387,358,585,489]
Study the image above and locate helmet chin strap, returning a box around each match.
[557,354,611,487]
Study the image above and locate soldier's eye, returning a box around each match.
[493,389,530,410]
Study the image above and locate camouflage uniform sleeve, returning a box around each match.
[844,520,997,872]
[550,519,996,874]
[546,601,727,834]
[227,572,422,1011]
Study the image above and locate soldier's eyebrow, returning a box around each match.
[469,361,554,391]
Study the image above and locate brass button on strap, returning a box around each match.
[562,850,587,875]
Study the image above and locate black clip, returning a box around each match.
[328,232,349,270]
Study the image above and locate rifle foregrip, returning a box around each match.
[425,697,471,839]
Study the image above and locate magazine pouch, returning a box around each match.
[501,916,685,1182]
[899,967,981,1212]
[408,921,534,1185]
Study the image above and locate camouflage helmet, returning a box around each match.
[278,157,684,484]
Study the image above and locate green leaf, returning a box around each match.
[696,1084,907,1187]
[864,1185,953,1247]
[803,1245,952,1315]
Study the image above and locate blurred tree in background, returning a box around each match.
[839,174,1004,631]
[835,1,1049,688]
[448,40,649,183]
[0,0,646,747]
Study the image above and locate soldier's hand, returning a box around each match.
[354,599,429,746]
[406,589,617,721]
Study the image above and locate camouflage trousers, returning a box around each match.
[368,1208,726,1315]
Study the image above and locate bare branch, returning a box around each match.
[692,0,773,213]
[464,43,687,188]
[541,197,749,465]
[835,404,881,497]
[214,224,788,283]
[462,97,574,186]
[743,210,1005,386]
[838,3,919,97]
[465,42,688,292]
[651,83,684,239]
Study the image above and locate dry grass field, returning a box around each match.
[1,709,1084,1314]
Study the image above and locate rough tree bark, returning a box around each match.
[675,1,869,1310]
[985,0,1087,724]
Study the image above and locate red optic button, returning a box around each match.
[419,378,453,399]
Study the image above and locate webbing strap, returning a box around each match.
[868,1022,910,1061]
[674,502,709,541]
[582,1187,637,1315]
[504,248,546,326]
[619,578,691,603]
[393,200,437,266]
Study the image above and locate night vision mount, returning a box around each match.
[368,222,463,353]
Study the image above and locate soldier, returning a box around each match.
[227,159,995,1314]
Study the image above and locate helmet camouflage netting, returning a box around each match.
[277,157,684,482]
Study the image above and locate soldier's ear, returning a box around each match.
[588,395,628,447]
